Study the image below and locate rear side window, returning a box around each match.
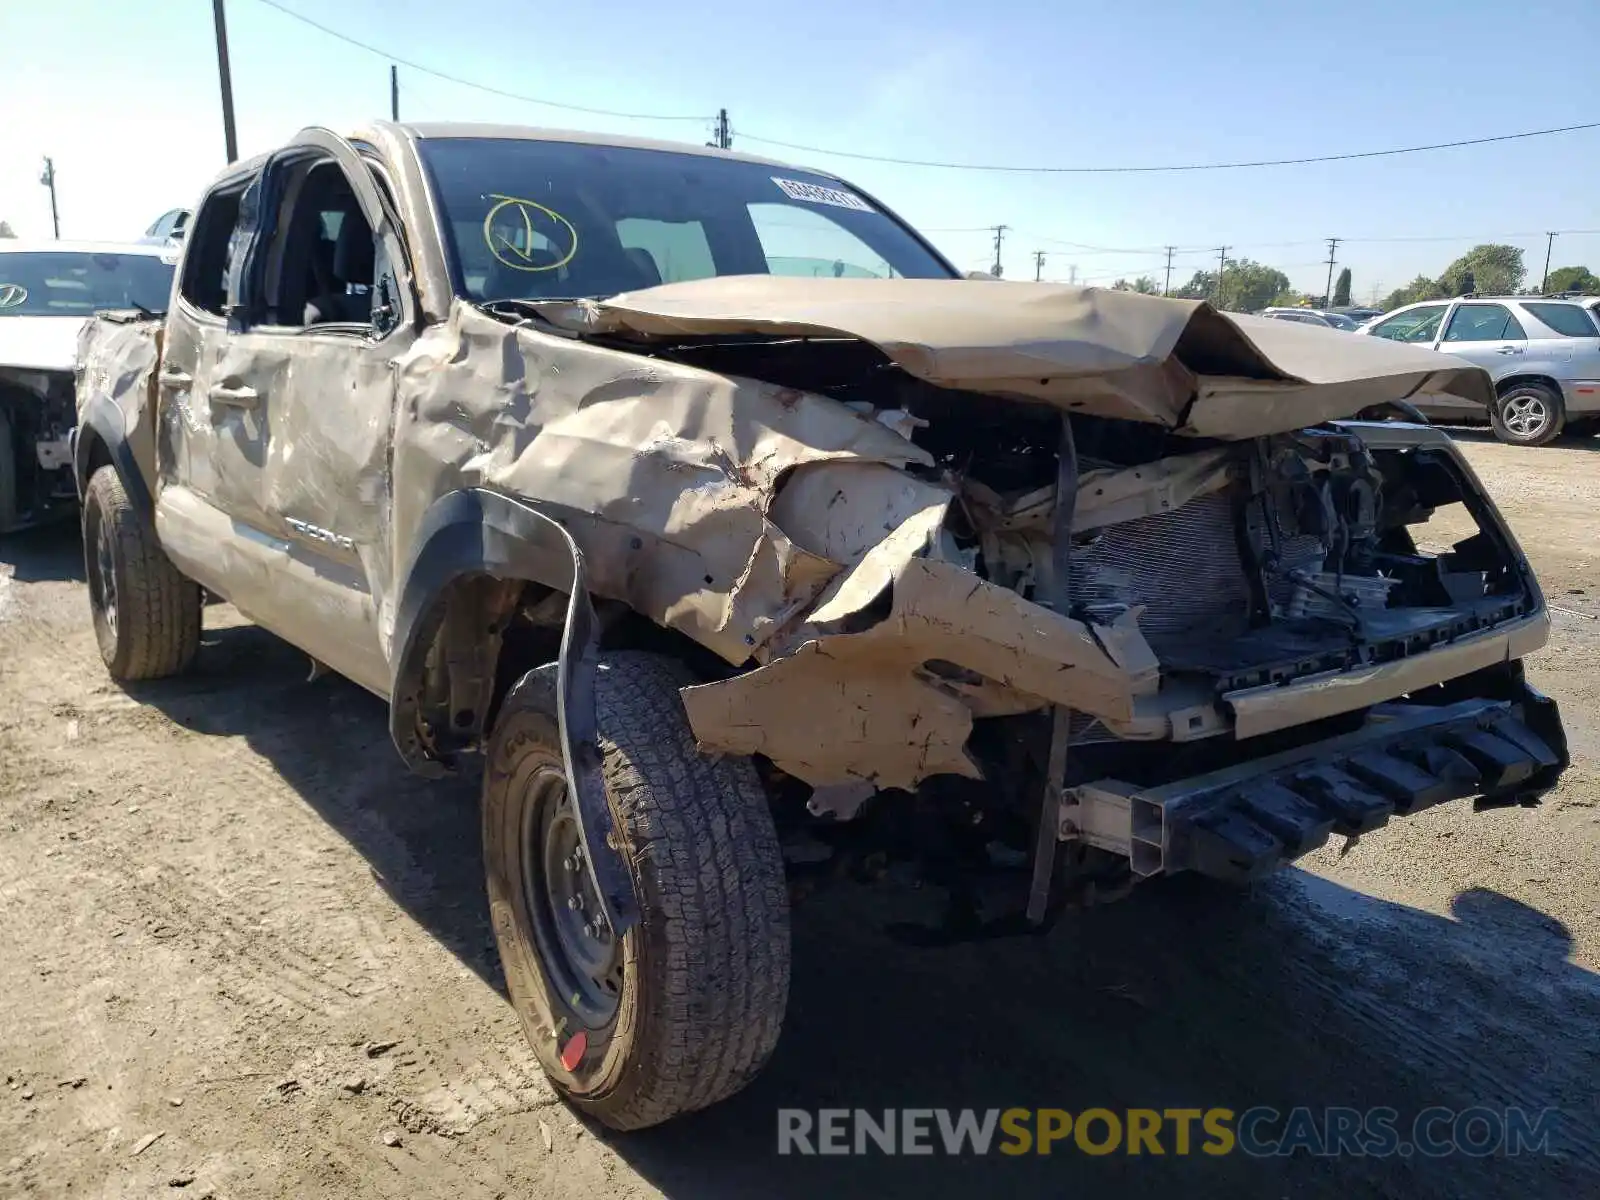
[1523,302,1599,338]
[616,217,715,285]
[1442,303,1525,342]
[178,182,249,316]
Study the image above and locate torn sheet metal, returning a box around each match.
[75,313,164,491]
[681,531,1161,790]
[538,277,1494,438]
[391,303,937,664]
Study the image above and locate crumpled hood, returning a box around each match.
[538,277,1493,439]
[0,315,88,373]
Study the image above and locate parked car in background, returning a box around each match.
[0,240,177,531]
[1359,296,1600,445]
[1332,305,1384,325]
[140,208,191,245]
[1259,306,1361,331]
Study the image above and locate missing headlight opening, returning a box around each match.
[668,349,1557,929]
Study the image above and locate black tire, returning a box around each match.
[0,407,18,532]
[1491,382,1565,446]
[83,466,201,680]
[483,651,790,1130]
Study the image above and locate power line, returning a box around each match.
[249,0,712,122]
[737,121,1600,175]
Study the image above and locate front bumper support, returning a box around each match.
[1070,687,1567,885]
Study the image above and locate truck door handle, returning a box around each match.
[158,367,193,386]
[209,384,259,410]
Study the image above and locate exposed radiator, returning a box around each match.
[1070,492,1253,657]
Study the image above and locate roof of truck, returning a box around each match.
[400,122,802,171]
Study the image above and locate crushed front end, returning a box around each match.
[527,281,1569,911]
[685,406,1566,899]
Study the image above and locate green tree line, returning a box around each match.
[1381,244,1599,309]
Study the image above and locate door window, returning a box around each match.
[1442,303,1525,342]
[1522,302,1599,338]
[254,159,384,330]
[1367,304,1448,343]
[178,183,250,316]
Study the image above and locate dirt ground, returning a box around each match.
[2,431,1599,1199]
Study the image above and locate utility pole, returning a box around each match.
[212,0,239,163]
[38,157,59,239]
[708,109,732,150]
[1541,231,1557,293]
[1033,250,1045,282]
[390,64,399,120]
[1323,237,1341,309]
[1163,246,1175,296]
[990,225,1009,277]
[1215,246,1229,308]
[1068,264,1078,286]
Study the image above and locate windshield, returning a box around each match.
[0,251,176,316]
[416,137,955,302]
[1321,312,1360,331]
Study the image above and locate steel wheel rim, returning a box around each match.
[520,766,622,1027]
[1504,394,1550,437]
[92,510,118,638]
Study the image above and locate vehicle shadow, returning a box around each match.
[0,519,86,583]
[125,618,1600,1200]
[1446,426,1600,453]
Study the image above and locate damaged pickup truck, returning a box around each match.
[74,122,1568,1130]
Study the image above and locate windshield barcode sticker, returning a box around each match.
[771,177,873,212]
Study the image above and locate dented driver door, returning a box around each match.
[241,131,416,696]
[166,130,414,697]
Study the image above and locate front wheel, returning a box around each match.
[83,466,201,680]
[482,651,790,1130]
[1491,383,1565,446]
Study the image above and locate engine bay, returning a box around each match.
[641,334,1538,718]
[942,418,1534,697]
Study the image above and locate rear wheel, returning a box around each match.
[482,651,790,1130]
[83,466,201,680]
[1491,382,1564,446]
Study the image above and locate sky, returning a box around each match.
[3,0,1598,301]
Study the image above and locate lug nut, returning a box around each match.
[566,895,585,911]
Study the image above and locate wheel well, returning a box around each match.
[82,427,114,477]
[402,575,728,765]
[1495,374,1563,401]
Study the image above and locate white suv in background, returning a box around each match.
[1360,297,1600,445]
